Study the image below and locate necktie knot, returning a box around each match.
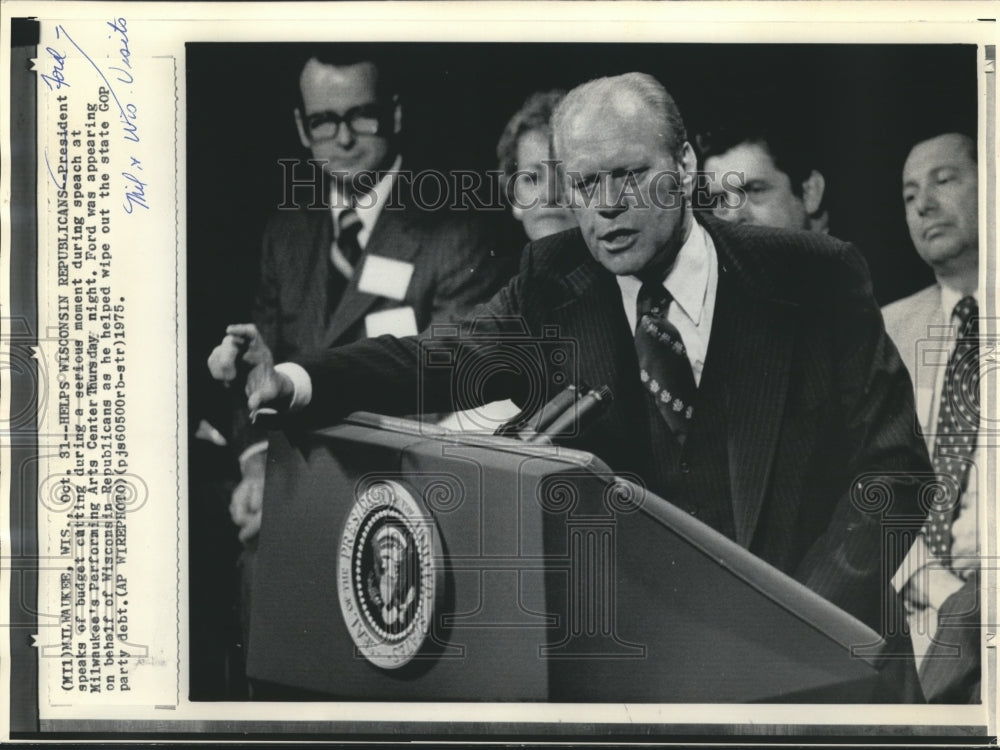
[637,282,672,323]
[336,207,363,267]
[338,206,362,239]
[953,295,978,338]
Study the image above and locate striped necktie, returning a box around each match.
[336,206,364,270]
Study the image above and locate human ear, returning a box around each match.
[391,96,402,136]
[678,141,697,193]
[801,170,826,215]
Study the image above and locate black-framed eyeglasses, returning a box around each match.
[302,103,390,142]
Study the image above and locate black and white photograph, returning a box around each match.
[187,40,984,704]
[2,2,997,744]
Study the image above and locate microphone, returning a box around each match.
[493,383,587,439]
[514,384,586,440]
[528,385,613,445]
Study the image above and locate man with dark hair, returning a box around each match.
[697,120,829,233]
[884,132,981,703]
[228,50,514,541]
[211,72,930,681]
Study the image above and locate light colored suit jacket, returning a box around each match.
[882,283,943,442]
[883,282,981,702]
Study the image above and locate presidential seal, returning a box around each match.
[337,479,441,669]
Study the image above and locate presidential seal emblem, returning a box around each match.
[337,480,441,669]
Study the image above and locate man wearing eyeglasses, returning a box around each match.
[229,48,514,563]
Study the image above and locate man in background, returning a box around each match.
[221,50,515,694]
[697,120,830,233]
[884,132,982,703]
[229,47,514,541]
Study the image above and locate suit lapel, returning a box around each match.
[725,279,797,547]
[902,285,942,381]
[903,285,942,443]
[548,259,648,449]
[323,207,420,347]
[706,221,798,548]
[545,222,798,547]
[290,210,337,354]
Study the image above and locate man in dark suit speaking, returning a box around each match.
[210,72,931,645]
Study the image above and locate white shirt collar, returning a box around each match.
[664,221,712,326]
[616,219,713,326]
[937,280,977,326]
[330,154,403,240]
[614,219,718,387]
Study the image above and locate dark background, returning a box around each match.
[187,41,977,405]
[185,42,977,699]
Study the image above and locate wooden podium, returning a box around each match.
[247,413,891,702]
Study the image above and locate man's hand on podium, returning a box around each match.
[207,323,294,411]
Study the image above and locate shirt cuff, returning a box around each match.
[892,534,967,611]
[238,441,268,473]
[275,362,312,410]
[926,567,967,610]
[891,535,930,594]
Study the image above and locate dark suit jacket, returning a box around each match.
[292,215,932,633]
[234,198,516,451]
[254,199,515,361]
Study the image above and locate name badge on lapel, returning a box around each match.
[357,255,415,301]
[365,307,418,338]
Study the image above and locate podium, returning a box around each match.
[247,413,890,702]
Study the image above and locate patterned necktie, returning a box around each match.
[923,295,979,560]
[336,206,364,270]
[635,282,697,444]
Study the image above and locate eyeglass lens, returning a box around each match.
[306,104,383,141]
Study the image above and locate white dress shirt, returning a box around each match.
[615,220,719,386]
[327,155,402,277]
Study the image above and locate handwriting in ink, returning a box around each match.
[44,151,67,191]
[122,164,148,213]
[54,24,139,144]
[107,17,133,85]
[40,46,70,91]
[52,23,147,211]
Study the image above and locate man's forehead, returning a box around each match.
[707,141,777,172]
[903,134,976,178]
[561,89,652,136]
[300,59,379,96]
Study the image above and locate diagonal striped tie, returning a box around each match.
[635,282,697,444]
[922,295,979,562]
[336,206,364,270]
